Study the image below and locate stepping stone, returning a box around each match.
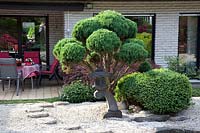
[133,114,170,122]
[38,103,54,108]
[169,116,189,121]
[64,125,82,130]
[53,101,69,106]
[25,107,44,113]
[37,117,57,124]
[27,112,49,118]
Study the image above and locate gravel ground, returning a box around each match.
[0,97,200,133]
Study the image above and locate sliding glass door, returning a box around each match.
[0,16,48,65]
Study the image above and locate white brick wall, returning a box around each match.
[155,13,179,67]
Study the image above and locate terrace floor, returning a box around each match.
[0,78,63,100]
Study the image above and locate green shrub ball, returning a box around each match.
[117,42,148,64]
[72,18,102,43]
[95,10,137,40]
[60,43,86,64]
[60,81,96,103]
[86,29,121,53]
[115,69,192,114]
[53,38,81,59]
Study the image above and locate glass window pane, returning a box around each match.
[179,16,198,63]
[22,17,47,65]
[0,17,18,53]
[125,16,153,58]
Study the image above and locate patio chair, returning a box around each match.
[0,51,10,58]
[24,51,41,65]
[0,58,23,96]
[38,59,60,85]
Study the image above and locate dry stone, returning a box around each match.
[37,117,57,124]
[27,112,49,118]
[25,107,44,113]
[53,101,69,106]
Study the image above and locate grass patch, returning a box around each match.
[0,97,60,104]
[192,88,200,97]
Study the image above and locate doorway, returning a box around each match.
[0,16,49,65]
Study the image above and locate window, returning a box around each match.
[0,16,48,65]
[179,16,198,65]
[125,15,154,59]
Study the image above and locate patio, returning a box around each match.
[0,79,63,100]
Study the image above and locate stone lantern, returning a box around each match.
[90,68,122,118]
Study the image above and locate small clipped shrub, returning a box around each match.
[60,43,86,64]
[117,43,148,64]
[60,81,96,103]
[138,60,152,72]
[53,38,82,59]
[86,29,121,53]
[72,18,102,43]
[115,68,192,114]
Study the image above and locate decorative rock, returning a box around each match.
[64,126,82,130]
[38,103,54,108]
[27,112,49,118]
[117,101,127,110]
[169,116,189,122]
[25,107,44,113]
[128,105,142,113]
[133,114,170,122]
[37,117,57,124]
[53,101,69,106]
[121,110,129,114]
[156,127,199,133]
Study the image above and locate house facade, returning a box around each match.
[0,0,200,67]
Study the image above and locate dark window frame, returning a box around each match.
[0,15,49,66]
[178,13,200,68]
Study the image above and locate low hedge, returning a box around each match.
[115,68,192,114]
[60,81,96,103]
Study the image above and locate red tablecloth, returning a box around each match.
[17,64,40,79]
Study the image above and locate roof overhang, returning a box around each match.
[0,1,84,11]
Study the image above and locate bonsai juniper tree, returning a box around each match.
[53,10,148,91]
[53,10,148,118]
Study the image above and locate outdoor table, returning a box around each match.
[17,64,40,89]
[17,64,40,79]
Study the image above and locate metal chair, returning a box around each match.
[0,51,10,58]
[24,51,41,65]
[39,59,60,85]
[0,58,23,96]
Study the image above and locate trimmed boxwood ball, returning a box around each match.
[124,38,145,47]
[116,42,148,64]
[53,38,82,59]
[60,42,86,64]
[86,29,121,53]
[95,10,136,40]
[125,18,137,38]
[115,68,192,114]
[72,18,102,43]
[60,81,96,103]
[138,60,152,72]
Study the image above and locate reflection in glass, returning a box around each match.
[125,16,153,58]
[179,16,198,63]
[0,17,18,53]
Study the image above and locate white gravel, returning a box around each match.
[0,97,200,133]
